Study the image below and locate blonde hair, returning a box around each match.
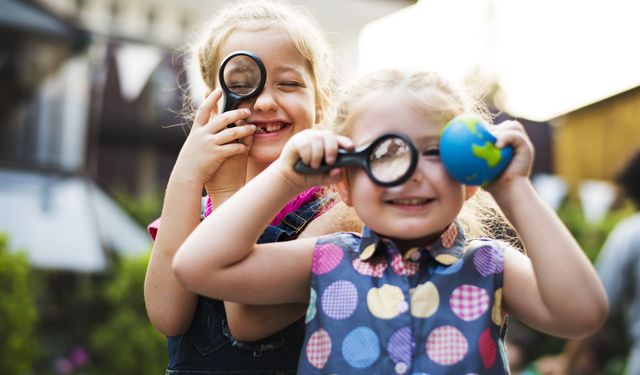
[330,69,520,248]
[193,0,335,122]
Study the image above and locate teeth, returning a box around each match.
[257,123,284,133]
[393,198,428,205]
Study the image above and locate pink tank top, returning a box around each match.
[147,186,323,240]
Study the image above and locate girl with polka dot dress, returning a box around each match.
[174,69,608,374]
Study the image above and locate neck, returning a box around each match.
[391,232,444,253]
[374,224,451,254]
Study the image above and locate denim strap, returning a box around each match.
[257,197,322,244]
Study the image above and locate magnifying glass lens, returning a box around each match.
[369,138,413,184]
[223,55,261,96]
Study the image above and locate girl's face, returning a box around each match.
[341,91,469,244]
[218,28,317,166]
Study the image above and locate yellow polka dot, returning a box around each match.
[403,247,419,260]
[410,282,439,318]
[492,288,504,325]
[367,284,405,319]
[435,254,458,265]
[359,243,376,260]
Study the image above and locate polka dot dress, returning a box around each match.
[297,222,510,374]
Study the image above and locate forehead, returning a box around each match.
[219,28,311,75]
[349,92,443,145]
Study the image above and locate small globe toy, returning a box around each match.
[439,114,513,186]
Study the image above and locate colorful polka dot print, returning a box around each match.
[299,227,509,374]
[425,325,468,365]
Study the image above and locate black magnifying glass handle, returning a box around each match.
[294,151,366,174]
[293,132,418,187]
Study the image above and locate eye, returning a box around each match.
[421,147,440,157]
[228,82,255,95]
[279,81,302,87]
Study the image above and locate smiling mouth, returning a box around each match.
[254,122,290,134]
[386,198,434,206]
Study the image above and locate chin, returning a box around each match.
[248,148,280,165]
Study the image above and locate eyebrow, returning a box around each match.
[271,65,307,76]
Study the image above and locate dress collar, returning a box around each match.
[357,221,465,266]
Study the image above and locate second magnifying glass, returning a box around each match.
[294,132,418,187]
[218,50,267,113]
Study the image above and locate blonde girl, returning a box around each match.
[144,1,359,373]
[173,69,608,374]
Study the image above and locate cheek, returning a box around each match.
[348,170,378,201]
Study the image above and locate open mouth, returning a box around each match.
[385,198,434,206]
[254,122,290,134]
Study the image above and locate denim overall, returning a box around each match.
[166,198,323,375]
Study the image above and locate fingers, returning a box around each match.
[204,108,252,134]
[308,134,325,168]
[214,124,257,145]
[306,130,347,168]
[492,120,528,149]
[216,142,250,158]
[194,89,222,127]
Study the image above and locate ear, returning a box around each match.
[464,185,479,201]
[335,170,352,206]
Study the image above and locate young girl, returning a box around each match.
[144,1,360,373]
[173,69,608,374]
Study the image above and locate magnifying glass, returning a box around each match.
[218,51,267,113]
[294,132,418,187]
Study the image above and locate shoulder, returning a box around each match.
[465,238,512,256]
[301,201,362,238]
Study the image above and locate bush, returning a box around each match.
[0,234,38,374]
[86,252,167,375]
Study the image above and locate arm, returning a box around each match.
[225,200,362,341]
[487,121,608,339]
[143,90,255,336]
[173,129,353,305]
[173,163,317,305]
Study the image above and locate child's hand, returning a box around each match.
[278,129,354,189]
[484,120,534,195]
[173,89,256,191]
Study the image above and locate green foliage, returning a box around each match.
[557,199,635,262]
[0,234,38,375]
[111,187,163,228]
[86,252,167,375]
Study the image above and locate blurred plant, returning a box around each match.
[557,198,635,261]
[86,252,167,375]
[111,185,163,227]
[0,233,38,374]
[54,346,89,374]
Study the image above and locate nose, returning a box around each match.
[252,84,277,113]
[408,164,425,183]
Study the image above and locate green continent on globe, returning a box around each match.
[458,115,479,136]
[472,142,502,167]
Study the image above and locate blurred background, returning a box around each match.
[0,0,638,374]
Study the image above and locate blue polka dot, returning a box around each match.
[435,259,463,275]
[342,327,379,368]
[305,288,317,323]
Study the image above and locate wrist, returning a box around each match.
[488,177,535,209]
[271,161,310,195]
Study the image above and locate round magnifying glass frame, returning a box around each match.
[218,51,267,112]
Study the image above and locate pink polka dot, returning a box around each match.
[425,325,468,365]
[306,329,332,369]
[312,243,344,275]
[450,284,490,321]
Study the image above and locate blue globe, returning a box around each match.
[439,115,513,186]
